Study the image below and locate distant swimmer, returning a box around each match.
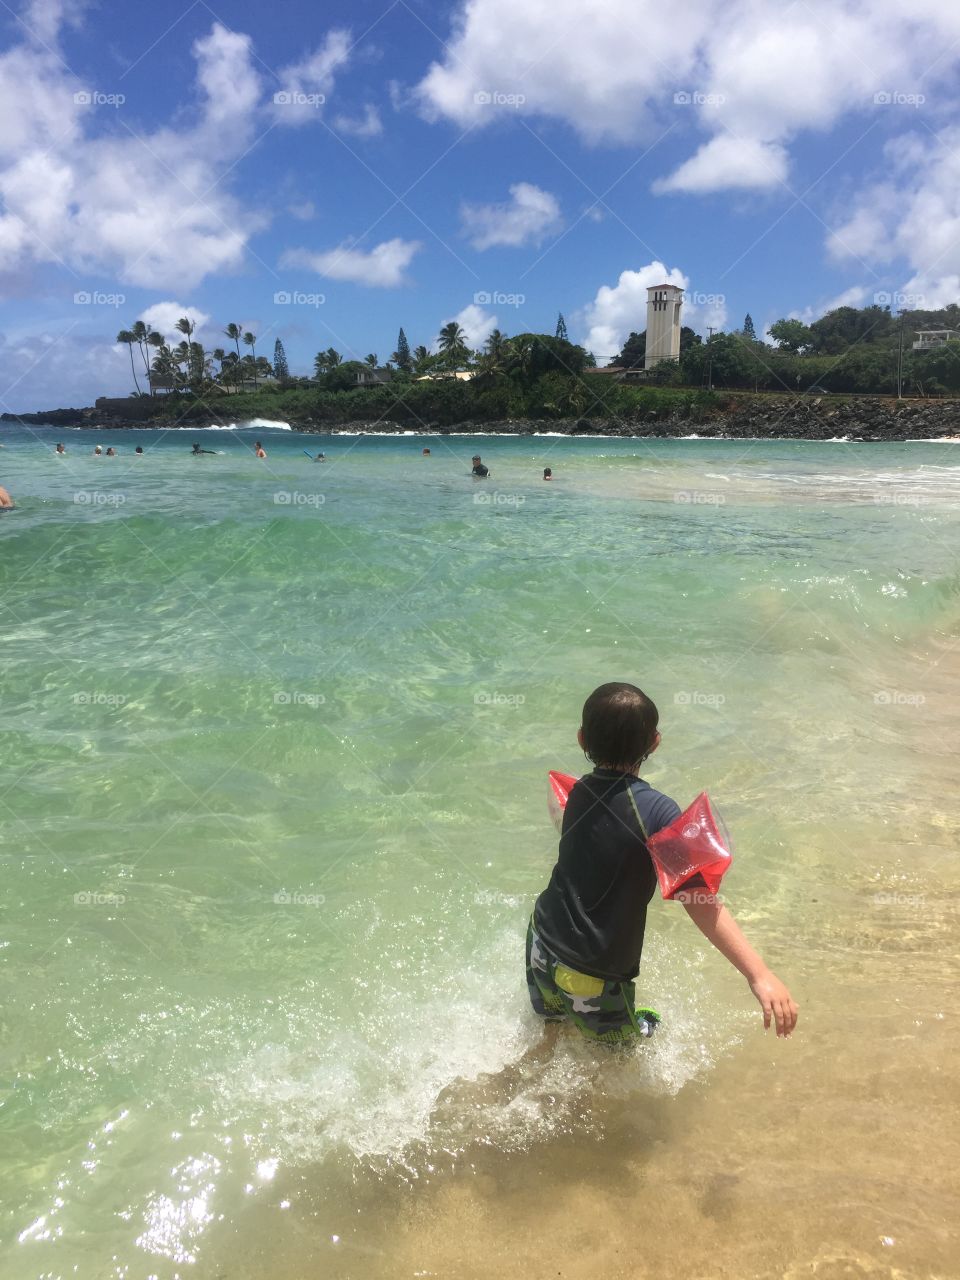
[135,446,144,455]
[422,447,431,456]
[0,484,15,509]
[315,452,326,461]
[94,444,102,455]
[55,442,66,456]
[105,447,117,457]
[543,467,553,480]
[192,442,217,455]
[254,440,267,459]
[471,454,489,477]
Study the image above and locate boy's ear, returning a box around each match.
[648,731,662,756]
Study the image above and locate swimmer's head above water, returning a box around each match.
[578,681,661,774]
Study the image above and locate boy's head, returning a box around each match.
[578,682,660,771]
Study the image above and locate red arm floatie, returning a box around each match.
[546,773,732,902]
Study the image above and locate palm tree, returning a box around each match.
[365,353,378,367]
[437,321,469,371]
[412,344,430,371]
[116,330,142,395]
[508,334,536,381]
[484,329,508,367]
[243,331,259,388]
[129,320,152,378]
[172,340,191,388]
[146,330,165,390]
[212,347,226,378]
[326,347,342,367]
[224,323,243,362]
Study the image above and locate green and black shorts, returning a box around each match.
[525,917,659,1044]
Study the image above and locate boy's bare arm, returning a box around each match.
[680,897,799,1037]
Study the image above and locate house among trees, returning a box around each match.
[912,329,959,351]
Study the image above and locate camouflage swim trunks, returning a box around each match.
[525,917,660,1044]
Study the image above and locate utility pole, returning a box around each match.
[897,310,908,400]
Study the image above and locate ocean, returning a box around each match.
[1,423,958,1279]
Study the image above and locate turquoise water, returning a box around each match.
[1,424,958,1278]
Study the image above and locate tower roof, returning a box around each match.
[648,282,683,291]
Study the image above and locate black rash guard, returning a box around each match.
[534,769,681,981]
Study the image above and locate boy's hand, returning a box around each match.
[748,970,798,1037]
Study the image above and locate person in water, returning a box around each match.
[55,442,66,456]
[528,682,799,1044]
[94,445,102,456]
[0,484,15,509]
[254,441,267,458]
[471,454,489,477]
[315,452,326,461]
[192,443,216,456]
[422,447,431,456]
[105,447,116,456]
[135,446,144,455]
[543,467,553,480]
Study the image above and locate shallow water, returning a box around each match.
[1,425,958,1279]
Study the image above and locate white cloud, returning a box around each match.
[653,136,789,194]
[281,238,421,287]
[272,30,352,125]
[288,200,316,221]
[0,19,267,290]
[829,126,960,308]
[138,302,212,343]
[332,104,382,138]
[443,303,498,350]
[416,0,960,194]
[460,182,561,250]
[0,327,131,409]
[579,261,729,363]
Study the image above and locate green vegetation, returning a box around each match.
[116,300,960,428]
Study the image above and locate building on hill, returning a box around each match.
[912,329,958,351]
[645,284,683,369]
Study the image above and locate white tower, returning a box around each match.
[645,283,684,369]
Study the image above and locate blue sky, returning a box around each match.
[2,0,960,407]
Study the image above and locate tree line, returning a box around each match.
[614,304,960,395]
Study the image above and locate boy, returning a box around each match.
[528,682,798,1043]
[471,454,489,477]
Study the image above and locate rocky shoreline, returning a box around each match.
[4,396,960,441]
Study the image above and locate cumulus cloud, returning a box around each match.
[0,326,131,409]
[332,104,382,138]
[271,30,352,125]
[653,136,789,194]
[138,302,212,342]
[0,19,268,290]
[460,182,561,250]
[281,237,421,287]
[416,0,960,194]
[828,126,960,308]
[579,260,727,363]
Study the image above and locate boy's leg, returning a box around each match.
[525,919,566,1021]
